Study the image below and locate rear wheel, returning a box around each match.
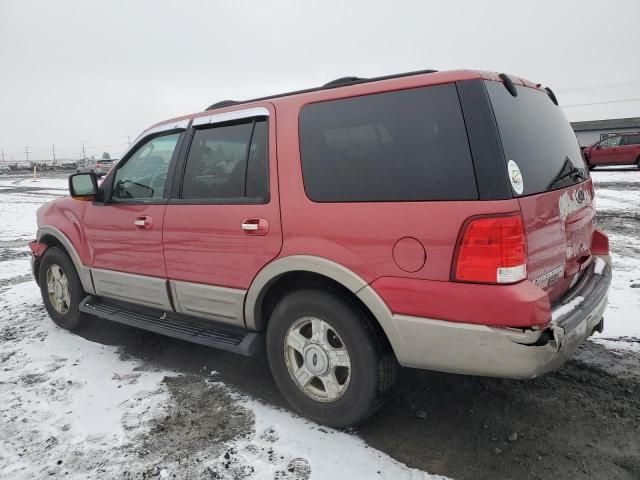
[266,288,396,427]
[39,247,89,330]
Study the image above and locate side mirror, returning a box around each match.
[69,173,98,200]
[595,145,602,150]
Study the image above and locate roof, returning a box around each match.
[570,117,640,132]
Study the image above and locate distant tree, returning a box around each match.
[90,155,95,160]
[102,152,111,160]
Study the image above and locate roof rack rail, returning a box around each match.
[205,100,239,111]
[204,68,439,111]
[323,76,366,88]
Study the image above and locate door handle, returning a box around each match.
[241,218,269,235]
[134,216,153,229]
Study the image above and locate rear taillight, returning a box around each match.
[453,214,527,284]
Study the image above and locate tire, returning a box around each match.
[636,158,640,170]
[266,288,397,427]
[38,247,89,330]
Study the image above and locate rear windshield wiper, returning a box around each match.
[548,159,586,189]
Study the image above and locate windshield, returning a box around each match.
[485,81,588,196]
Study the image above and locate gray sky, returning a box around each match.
[1,0,639,162]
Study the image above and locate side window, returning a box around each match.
[299,84,477,202]
[113,133,180,201]
[181,118,269,202]
[600,136,621,147]
[623,134,640,146]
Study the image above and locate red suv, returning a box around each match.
[30,70,612,427]
[582,132,640,169]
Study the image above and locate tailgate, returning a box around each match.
[518,180,595,303]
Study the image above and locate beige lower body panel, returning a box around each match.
[392,293,608,380]
[91,268,172,311]
[170,280,245,326]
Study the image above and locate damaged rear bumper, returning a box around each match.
[392,256,612,379]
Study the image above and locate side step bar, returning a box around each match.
[79,295,263,356]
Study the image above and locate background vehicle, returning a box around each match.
[29,69,611,427]
[582,132,640,169]
[76,158,114,176]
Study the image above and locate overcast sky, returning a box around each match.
[1,0,639,162]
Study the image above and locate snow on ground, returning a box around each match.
[590,167,640,343]
[0,175,439,480]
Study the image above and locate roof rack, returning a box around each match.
[208,100,239,109]
[205,68,438,111]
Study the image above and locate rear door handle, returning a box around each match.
[241,218,269,235]
[134,216,153,229]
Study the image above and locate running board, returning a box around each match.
[79,295,262,356]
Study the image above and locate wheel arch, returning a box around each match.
[37,226,95,294]
[244,256,403,354]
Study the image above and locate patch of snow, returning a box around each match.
[0,283,172,479]
[593,257,606,275]
[0,257,30,280]
[552,296,585,322]
[204,394,444,480]
[593,338,640,353]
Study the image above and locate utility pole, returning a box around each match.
[127,136,131,146]
[81,141,86,160]
[1,149,5,164]
[52,144,57,165]
[24,146,30,163]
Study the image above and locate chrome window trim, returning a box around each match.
[192,107,269,127]
[119,119,191,161]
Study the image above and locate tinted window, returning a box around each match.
[623,134,640,145]
[299,84,478,202]
[182,119,268,202]
[113,133,180,200]
[486,81,588,196]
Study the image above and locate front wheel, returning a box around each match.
[39,247,90,330]
[266,288,396,427]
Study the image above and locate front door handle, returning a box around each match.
[134,216,153,229]
[241,218,269,235]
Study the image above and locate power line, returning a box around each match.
[562,97,640,108]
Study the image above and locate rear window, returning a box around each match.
[485,81,588,196]
[299,84,478,202]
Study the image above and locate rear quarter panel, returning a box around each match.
[273,85,522,284]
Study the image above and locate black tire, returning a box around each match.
[39,247,89,330]
[266,288,397,427]
[636,158,640,170]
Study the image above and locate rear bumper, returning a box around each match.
[392,256,612,379]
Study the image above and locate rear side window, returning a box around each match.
[485,81,588,195]
[181,119,268,202]
[299,84,478,202]
[623,134,640,145]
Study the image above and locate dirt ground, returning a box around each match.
[1,169,639,479]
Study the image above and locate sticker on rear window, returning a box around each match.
[507,160,524,194]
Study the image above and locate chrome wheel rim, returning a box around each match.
[284,316,351,402]
[46,264,70,314]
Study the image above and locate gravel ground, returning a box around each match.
[0,169,639,479]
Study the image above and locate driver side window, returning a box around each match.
[600,136,621,148]
[113,133,180,201]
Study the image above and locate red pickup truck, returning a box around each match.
[30,69,611,427]
[582,132,640,169]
